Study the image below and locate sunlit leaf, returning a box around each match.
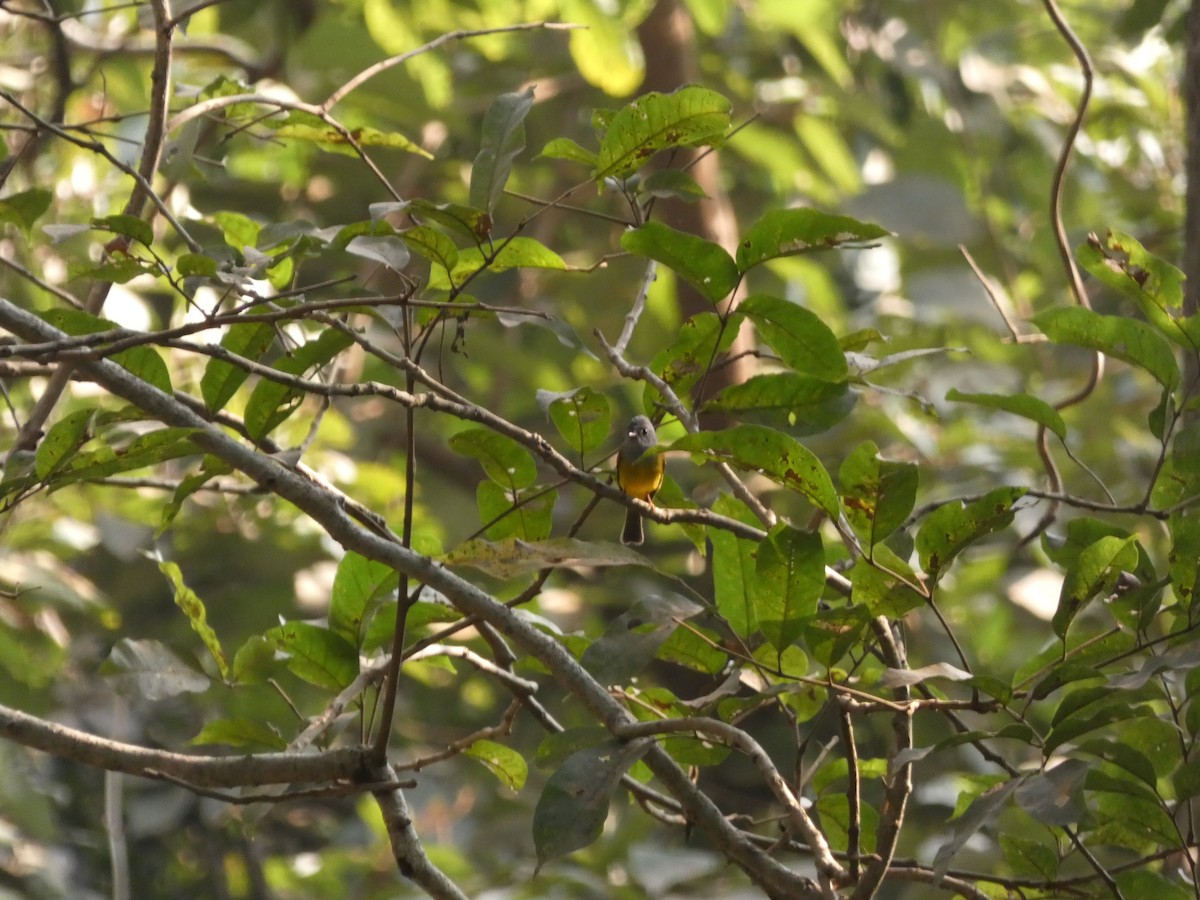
[159,560,229,680]
[736,207,889,272]
[1033,306,1180,391]
[594,87,730,181]
[267,621,359,691]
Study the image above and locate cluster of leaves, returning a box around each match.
[0,2,1195,899]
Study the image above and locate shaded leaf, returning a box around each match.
[533,740,651,865]
[620,221,739,303]
[755,524,824,650]
[442,537,651,579]
[244,328,354,439]
[1053,535,1139,639]
[470,87,534,215]
[740,294,847,381]
[191,717,286,751]
[705,372,856,435]
[0,187,52,236]
[449,428,537,489]
[670,424,839,517]
[102,638,210,700]
[200,321,276,413]
[539,137,597,167]
[933,780,1020,881]
[539,386,612,456]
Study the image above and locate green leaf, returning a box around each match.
[400,225,459,271]
[470,87,533,216]
[101,638,211,700]
[36,409,96,479]
[736,207,889,272]
[709,495,762,638]
[657,623,728,674]
[581,594,702,685]
[1078,229,1197,349]
[200,322,276,413]
[449,428,537,489]
[540,386,612,456]
[1033,306,1180,391]
[191,717,286,751]
[395,198,491,241]
[92,214,153,247]
[739,294,847,381]
[538,137,597,167]
[51,427,200,488]
[620,221,739,304]
[945,389,1068,441]
[476,481,556,541]
[1053,534,1140,639]
[838,441,919,549]
[113,344,173,394]
[852,559,926,618]
[999,833,1059,880]
[671,424,839,518]
[230,634,276,684]
[641,168,709,201]
[755,524,824,650]
[330,552,397,647]
[0,187,52,236]
[267,621,359,690]
[465,739,528,791]
[243,328,353,439]
[594,87,731,181]
[1114,872,1193,900]
[271,117,432,159]
[176,251,219,277]
[704,373,855,434]
[67,258,158,284]
[533,740,651,865]
[159,560,229,680]
[211,210,260,251]
[429,237,566,290]
[649,311,743,400]
[915,486,1026,582]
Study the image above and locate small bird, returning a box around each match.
[615,415,665,545]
